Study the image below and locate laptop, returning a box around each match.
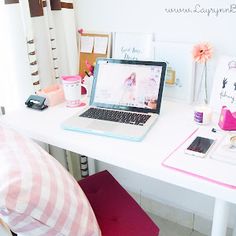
[62,58,166,141]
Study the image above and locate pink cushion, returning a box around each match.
[0,124,101,236]
[79,170,160,236]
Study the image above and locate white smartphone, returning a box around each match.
[185,136,215,158]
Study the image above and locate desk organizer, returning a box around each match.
[162,127,236,189]
[218,106,236,131]
[37,84,65,106]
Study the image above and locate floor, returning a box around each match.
[148,213,206,236]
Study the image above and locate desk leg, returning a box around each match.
[211,199,229,236]
[87,157,95,175]
[232,223,236,236]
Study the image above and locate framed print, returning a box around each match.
[112,32,155,61]
[210,55,236,113]
[155,41,195,104]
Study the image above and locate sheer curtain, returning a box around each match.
[1,0,84,179]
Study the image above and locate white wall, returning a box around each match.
[76,0,236,87]
[75,0,236,227]
[76,0,236,54]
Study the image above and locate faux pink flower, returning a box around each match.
[85,59,94,75]
[192,42,213,63]
[78,28,84,34]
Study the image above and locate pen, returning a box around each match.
[85,71,90,77]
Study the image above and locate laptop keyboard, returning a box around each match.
[80,108,151,126]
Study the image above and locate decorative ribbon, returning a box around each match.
[19,0,41,92]
[4,0,19,4]
[45,0,60,80]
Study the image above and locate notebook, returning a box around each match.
[62,58,166,141]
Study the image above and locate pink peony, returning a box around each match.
[192,42,213,63]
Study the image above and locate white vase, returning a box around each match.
[194,62,212,124]
[195,62,208,105]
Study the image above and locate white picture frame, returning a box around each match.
[155,41,195,104]
[210,55,236,113]
[112,32,155,61]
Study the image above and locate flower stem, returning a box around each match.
[204,61,208,104]
[196,61,208,105]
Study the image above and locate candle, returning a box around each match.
[194,105,212,125]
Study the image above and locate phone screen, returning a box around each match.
[186,136,215,155]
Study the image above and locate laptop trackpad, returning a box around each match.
[86,121,117,132]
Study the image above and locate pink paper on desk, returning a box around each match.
[162,127,236,189]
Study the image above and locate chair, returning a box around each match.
[0,123,159,235]
[79,170,160,236]
[3,170,159,236]
[3,170,160,236]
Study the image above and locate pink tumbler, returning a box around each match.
[61,75,87,107]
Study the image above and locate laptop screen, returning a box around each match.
[91,59,166,114]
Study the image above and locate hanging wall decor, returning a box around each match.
[210,55,236,113]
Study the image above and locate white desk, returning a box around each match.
[1,100,235,236]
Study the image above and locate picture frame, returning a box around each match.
[210,55,236,113]
[112,32,155,61]
[155,41,195,104]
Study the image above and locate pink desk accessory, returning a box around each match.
[37,84,65,106]
[218,106,236,131]
[61,75,87,108]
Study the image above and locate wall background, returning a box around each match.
[76,0,236,55]
[75,0,236,229]
[76,0,236,90]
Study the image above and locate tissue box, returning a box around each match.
[37,84,65,106]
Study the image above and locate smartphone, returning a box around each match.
[185,136,215,158]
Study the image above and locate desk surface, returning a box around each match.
[1,100,236,204]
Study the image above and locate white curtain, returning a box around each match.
[0,0,82,179]
[0,1,34,111]
[1,0,78,112]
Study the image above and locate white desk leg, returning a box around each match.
[232,222,236,236]
[87,157,96,175]
[211,199,229,236]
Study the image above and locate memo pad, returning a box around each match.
[162,127,236,189]
[62,58,166,141]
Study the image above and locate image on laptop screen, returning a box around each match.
[91,59,166,113]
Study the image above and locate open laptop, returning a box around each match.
[62,58,166,141]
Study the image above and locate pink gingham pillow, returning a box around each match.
[0,124,101,236]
